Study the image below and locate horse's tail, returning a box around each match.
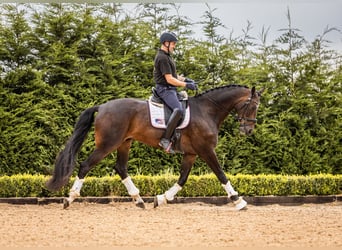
[46,106,99,191]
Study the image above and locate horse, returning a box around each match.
[46,84,263,210]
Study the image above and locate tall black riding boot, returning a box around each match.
[159,108,183,153]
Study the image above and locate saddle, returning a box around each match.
[148,88,191,153]
[148,87,190,129]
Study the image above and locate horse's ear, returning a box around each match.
[251,86,256,97]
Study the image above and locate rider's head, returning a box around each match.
[160,32,178,53]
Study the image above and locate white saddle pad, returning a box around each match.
[148,99,190,129]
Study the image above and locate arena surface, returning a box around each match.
[0,201,341,248]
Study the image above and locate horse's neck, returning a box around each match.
[206,87,247,111]
[195,87,248,125]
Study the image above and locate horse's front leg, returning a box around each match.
[154,154,196,208]
[199,149,247,210]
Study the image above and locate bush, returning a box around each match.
[0,174,340,198]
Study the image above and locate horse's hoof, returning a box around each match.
[153,196,159,208]
[63,198,70,209]
[132,195,145,209]
[135,202,145,209]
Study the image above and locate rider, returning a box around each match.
[154,31,197,153]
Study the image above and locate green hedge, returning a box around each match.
[0,174,341,198]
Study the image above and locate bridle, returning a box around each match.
[203,85,262,135]
[236,97,259,131]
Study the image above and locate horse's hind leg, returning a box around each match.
[64,147,110,209]
[114,139,145,209]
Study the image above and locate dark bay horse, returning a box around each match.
[46,84,263,210]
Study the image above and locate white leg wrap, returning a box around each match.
[67,176,84,203]
[165,183,182,201]
[122,176,139,196]
[156,183,182,207]
[234,197,247,210]
[156,194,167,206]
[222,181,238,197]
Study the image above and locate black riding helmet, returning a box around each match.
[160,32,178,54]
[160,32,178,44]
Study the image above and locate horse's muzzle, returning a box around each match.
[239,125,254,136]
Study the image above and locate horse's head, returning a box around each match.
[235,86,263,136]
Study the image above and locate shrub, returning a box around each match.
[0,174,340,198]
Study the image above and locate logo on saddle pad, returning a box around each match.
[148,91,190,129]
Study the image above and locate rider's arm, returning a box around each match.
[164,74,186,87]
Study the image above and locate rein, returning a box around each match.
[205,96,229,113]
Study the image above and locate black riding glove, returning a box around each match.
[185,81,197,90]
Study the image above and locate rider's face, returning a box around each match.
[168,41,177,52]
[163,41,177,53]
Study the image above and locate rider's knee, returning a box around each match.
[173,108,184,119]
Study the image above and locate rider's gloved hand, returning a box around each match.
[185,81,197,90]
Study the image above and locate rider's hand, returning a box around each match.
[185,81,197,90]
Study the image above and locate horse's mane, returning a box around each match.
[194,84,249,98]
